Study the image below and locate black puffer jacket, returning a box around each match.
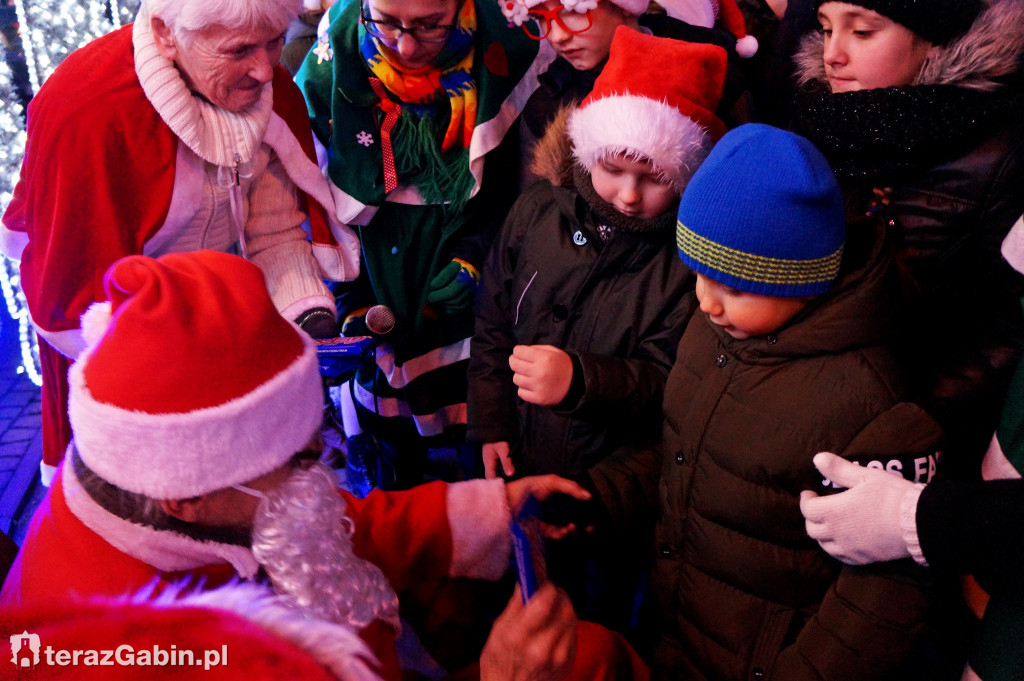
[590,226,945,680]
[467,114,696,479]
[791,0,1024,475]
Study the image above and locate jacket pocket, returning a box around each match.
[748,604,796,680]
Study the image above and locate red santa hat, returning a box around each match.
[567,27,728,193]
[658,0,758,57]
[67,250,323,500]
[3,581,380,681]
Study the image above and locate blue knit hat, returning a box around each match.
[677,124,845,298]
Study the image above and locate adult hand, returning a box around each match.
[800,452,921,565]
[766,0,787,19]
[507,475,592,540]
[480,583,577,681]
[483,441,515,479]
[509,345,573,406]
[427,258,479,313]
[295,307,338,339]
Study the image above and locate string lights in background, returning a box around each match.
[0,0,140,384]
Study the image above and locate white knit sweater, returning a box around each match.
[133,8,335,322]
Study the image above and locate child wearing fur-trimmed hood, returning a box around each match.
[467,27,727,638]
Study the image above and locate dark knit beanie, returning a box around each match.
[813,0,982,45]
[676,124,845,298]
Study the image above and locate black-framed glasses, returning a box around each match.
[521,3,593,40]
[360,5,457,44]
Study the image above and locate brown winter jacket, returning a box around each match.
[589,225,945,680]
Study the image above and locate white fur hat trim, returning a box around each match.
[568,94,712,192]
[68,335,323,499]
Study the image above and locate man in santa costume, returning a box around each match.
[0,250,647,681]
[0,0,363,486]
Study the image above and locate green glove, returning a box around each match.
[427,258,479,313]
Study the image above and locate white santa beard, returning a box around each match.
[251,463,401,634]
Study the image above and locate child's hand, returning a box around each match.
[483,441,515,479]
[509,345,573,406]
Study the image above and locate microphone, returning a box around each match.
[316,305,395,381]
[365,304,396,336]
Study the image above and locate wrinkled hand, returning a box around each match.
[427,258,479,313]
[800,452,920,565]
[480,583,577,681]
[484,441,515,479]
[507,474,591,540]
[510,345,573,406]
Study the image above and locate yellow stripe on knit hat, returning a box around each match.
[677,221,843,285]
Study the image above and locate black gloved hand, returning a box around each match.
[295,307,338,340]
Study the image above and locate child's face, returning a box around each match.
[589,153,678,219]
[536,0,634,71]
[695,274,812,340]
[817,2,934,93]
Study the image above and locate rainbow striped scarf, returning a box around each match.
[360,1,478,153]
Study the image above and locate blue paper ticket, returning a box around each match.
[511,494,547,602]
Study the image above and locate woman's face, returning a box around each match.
[365,0,460,71]
[152,18,285,112]
[817,2,934,92]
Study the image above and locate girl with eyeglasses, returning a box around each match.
[500,0,759,187]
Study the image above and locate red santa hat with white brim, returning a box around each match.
[67,250,323,500]
[668,0,759,57]
[567,27,728,193]
[4,581,382,681]
[498,0,757,58]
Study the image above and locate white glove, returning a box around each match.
[799,452,926,566]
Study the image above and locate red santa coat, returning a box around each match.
[0,465,649,681]
[0,466,514,681]
[0,24,360,473]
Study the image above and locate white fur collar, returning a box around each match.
[131,581,385,681]
[62,460,261,578]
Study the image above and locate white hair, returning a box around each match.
[143,0,302,42]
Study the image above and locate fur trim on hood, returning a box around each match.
[529,105,577,188]
[795,0,1024,92]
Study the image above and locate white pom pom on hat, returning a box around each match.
[567,27,729,192]
[79,302,112,350]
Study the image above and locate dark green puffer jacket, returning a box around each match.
[591,225,945,680]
